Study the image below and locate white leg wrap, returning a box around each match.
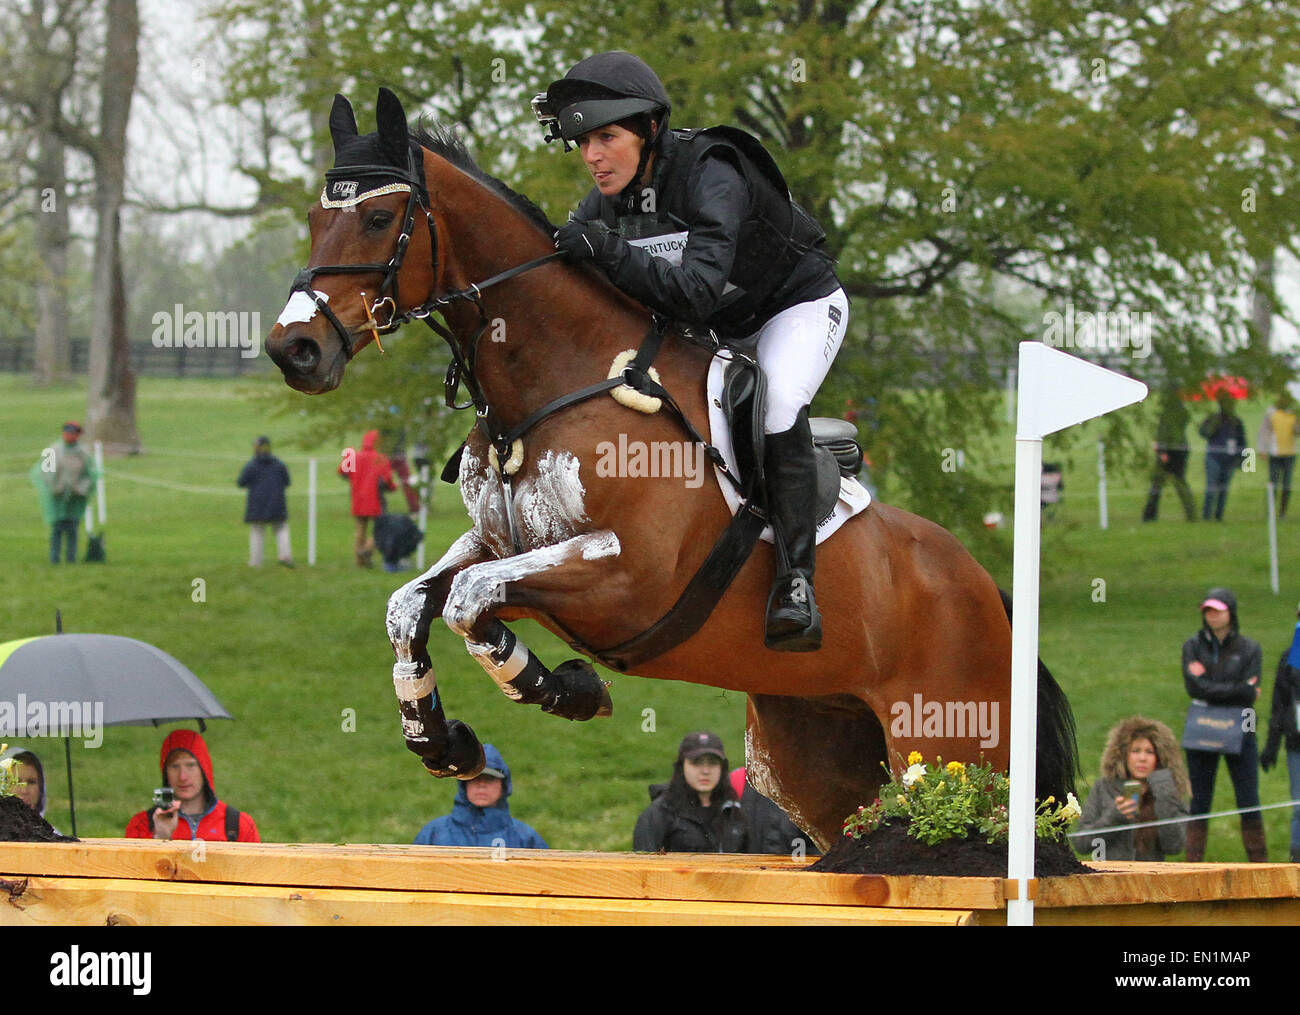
[466,636,532,700]
[393,662,435,701]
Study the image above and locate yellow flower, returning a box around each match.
[907,750,923,766]
[896,794,908,807]
[946,761,964,777]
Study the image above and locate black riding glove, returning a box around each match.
[554,220,620,264]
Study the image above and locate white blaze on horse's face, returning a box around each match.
[275,289,331,328]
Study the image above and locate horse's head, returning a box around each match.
[266,88,436,394]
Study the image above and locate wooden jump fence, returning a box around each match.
[1,840,1298,925]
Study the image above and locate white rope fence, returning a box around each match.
[1066,798,1300,840]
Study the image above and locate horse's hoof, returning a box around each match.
[419,719,485,779]
[545,659,612,721]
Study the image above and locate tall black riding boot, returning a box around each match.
[763,411,822,652]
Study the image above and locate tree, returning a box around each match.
[211,0,1300,541]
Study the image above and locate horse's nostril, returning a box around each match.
[285,338,321,373]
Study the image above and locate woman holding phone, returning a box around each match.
[1073,716,1190,861]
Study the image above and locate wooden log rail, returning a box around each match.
[0,840,1297,925]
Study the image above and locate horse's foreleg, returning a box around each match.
[445,530,620,722]
[387,530,492,778]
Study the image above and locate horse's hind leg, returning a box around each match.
[746,693,889,853]
[387,530,493,779]
[444,530,621,722]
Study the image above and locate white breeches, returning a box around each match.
[749,288,849,434]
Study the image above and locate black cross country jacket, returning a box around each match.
[571,126,840,339]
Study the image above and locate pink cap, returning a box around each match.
[1201,598,1230,612]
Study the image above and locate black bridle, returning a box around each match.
[287,144,733,556]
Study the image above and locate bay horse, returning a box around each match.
[265,89,1076,850]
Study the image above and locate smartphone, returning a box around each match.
[1121,779,1143,806]
[152,786,175,810]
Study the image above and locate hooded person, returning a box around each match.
[124,729,260,842]
[1072,716,1190,861]
[633,731,748,853]
[1181,587,1266,861]
[413,743,547,848]
[1,746,51,821]
[339,429,396,567]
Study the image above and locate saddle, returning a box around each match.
[719,354,865,520]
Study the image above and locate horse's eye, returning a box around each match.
[365,210,395,232]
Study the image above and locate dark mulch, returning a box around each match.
[0,795,77,842]
[807,818,1091,877]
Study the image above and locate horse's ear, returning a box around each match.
[329,94,359,153]
[375,87,410,167]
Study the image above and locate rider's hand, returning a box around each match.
[554,221,618,263]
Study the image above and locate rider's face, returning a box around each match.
[577,124,647,197]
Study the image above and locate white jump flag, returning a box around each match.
[1007,342,1147,926]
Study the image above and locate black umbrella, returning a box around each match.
[0,626,232,836]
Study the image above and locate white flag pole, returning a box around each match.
[1007,429,1044,926]
[417,462,430,571]
[1008,342,1147,927]
[94,440,106,527]
[308,458,318,567]
[1097,439,1109,530]
[1267,480,1279,595]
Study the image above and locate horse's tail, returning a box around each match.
[999,589,1080,802]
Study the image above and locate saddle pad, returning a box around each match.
[706,353,871,545]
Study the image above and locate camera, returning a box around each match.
[531,93,571,150]
[153,786,175,810]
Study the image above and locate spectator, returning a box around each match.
[1142,387,1196,522]
[728,766,820,857]
[1072,716,1190,861]
[1198,390,1246,521]
[124,729,259,842]
[1257,391,1299,520]
[0,746,51,821]
[339,429,395,568]
[633,731,748,853]
[1181,588,1266,861]
[30,421,97,564]
[1261,603,1300,862]
[413,743,547,848]
[236,435,293,567]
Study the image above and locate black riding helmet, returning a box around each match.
[545,51,671,144]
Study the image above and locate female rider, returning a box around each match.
[539,51,848,652]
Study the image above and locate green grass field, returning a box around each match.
[1,371,1297,862]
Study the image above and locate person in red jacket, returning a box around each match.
[124,729,259,842]
[339,429,396,567]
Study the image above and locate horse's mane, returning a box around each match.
[410,120,557,236]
